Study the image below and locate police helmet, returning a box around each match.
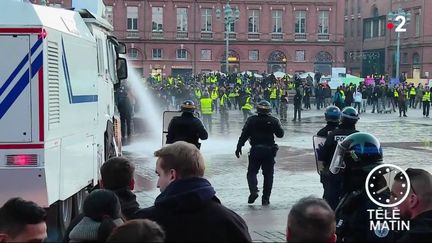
[181,100,196,113]
[256,100,272,115]
[340,106,359,125]
[330,132,383,175]
[325,105,341,123]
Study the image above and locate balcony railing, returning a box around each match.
[224,32,236,40]
[152,31,164,39]
[248,33,260,40]
[318,33,330,41]
[294,33,307,41]
[125,31,139,39]
[201,32,213,39]
[176,32,188,39]
[271,33,283,40]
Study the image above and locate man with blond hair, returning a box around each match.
[134,141,251,242]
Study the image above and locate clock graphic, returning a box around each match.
[365,164,411,208]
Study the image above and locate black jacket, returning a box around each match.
[336,190,393,242]
[237,114,284,148]
[134,177,252,242]
[318,124,358,168]
[317,122,339,137]
[166,112,208,148]
[397,210,432,242]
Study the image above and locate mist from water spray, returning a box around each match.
[126,65,163,148]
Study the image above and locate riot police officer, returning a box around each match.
[166,100,208,149]
[330,132,390,242]
[318,106,359,210]
[235,100,284,205]
[317,105,341,137]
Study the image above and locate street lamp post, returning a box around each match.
[388,8,411,80]
[216,2,240,74]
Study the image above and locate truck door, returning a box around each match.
[0,35,32,142]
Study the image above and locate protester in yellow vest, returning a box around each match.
[200,93,213,132]
[219,89,230,132]
[242,95,253,122]
[422,89,431,117]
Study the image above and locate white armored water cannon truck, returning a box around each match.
[0,0,128,239]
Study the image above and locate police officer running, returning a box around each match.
[318,106,359,210]
[235,101,284,205]
[166,100,208,149]
[330,132,390,242]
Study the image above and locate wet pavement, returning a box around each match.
[123,105,432,242]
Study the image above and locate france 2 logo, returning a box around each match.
[387,15,407,33]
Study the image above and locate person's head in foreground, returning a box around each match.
[287,196,336,243]
[106,219,165,242]
[0,197,47,243]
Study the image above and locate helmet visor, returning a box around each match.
[329,143,347,174]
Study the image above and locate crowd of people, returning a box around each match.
[116,71,432,140]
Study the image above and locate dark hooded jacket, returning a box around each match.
[134,177,252,242]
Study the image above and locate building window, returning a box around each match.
[201,9,212,32]
[177,8,187,32]
[295,50,305,62]
[415,13,420,36]
[249,50,259,61]
[152,49,162,59]
[272,10,282,33]
[152,7,163,32]
[225,22,235,32]
[364,17,385,39]
[295,11,306,33]
[127,7,138,31]
[176,49,187,60]
[105,6,113,25]
[49,3,62,8]
[319,11,329,34]
[413,53,420,64]
[128,48,138,59]
[201,49,212,60]
[351,0,355,14]
[345,0,348,15]
[248,10,259,33]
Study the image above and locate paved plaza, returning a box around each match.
[123,105,432,242]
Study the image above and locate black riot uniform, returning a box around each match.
[329,132,391,242]
[166,100,208,149]
[318,107,359,210]
[236,101,284,205]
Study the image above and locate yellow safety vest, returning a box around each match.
[340,90,345,100]
[228,92,237,98]
[394,90,399,98]
[210,76,217,84]
[410,87,416,96]
[211,90,218,100]
[288,83,294,90]
[220,94,228,106]
[270,88,277,99]
[242,97,253,110]
[195,89,201,98]
[200,98,213,115]
[237,77,242,85]
[246,87,252,94]
[423,91,431,102]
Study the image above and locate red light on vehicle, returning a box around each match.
[6,154,38,167]
[38,29,47,39]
